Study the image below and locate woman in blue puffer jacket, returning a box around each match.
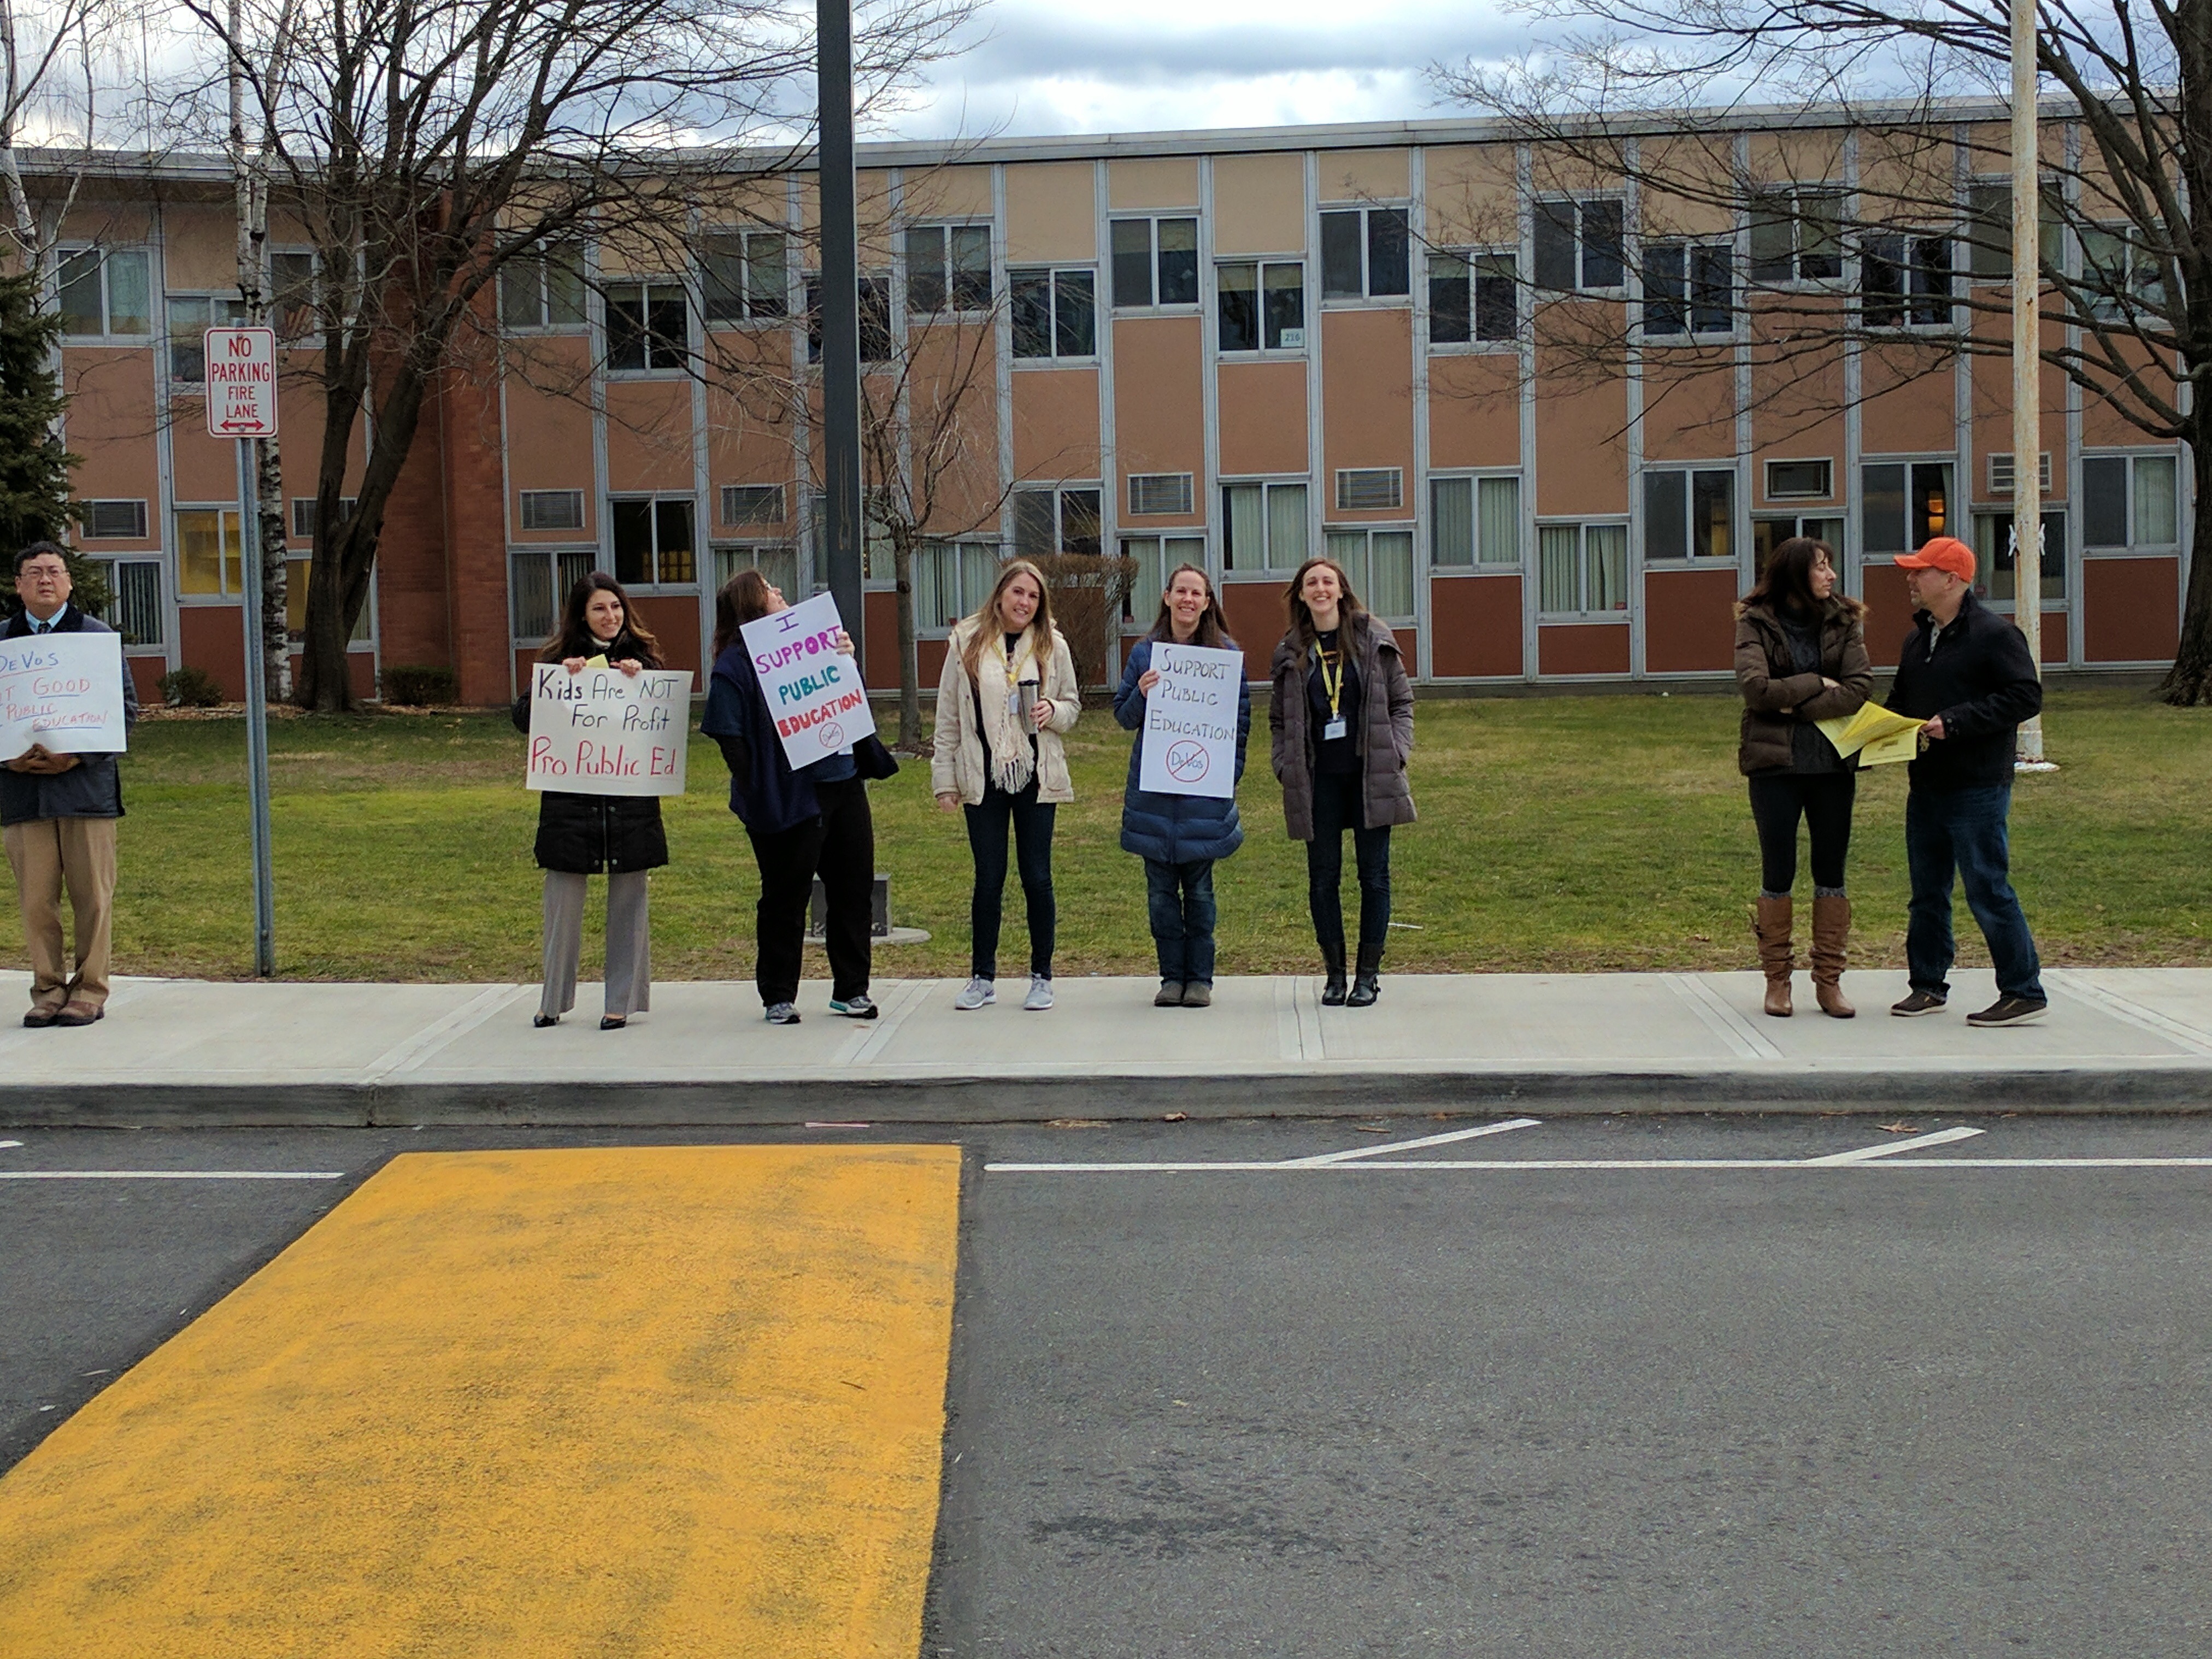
[1114,564,1252,1009]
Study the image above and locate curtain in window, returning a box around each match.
[1587,525,1629,610]
[1222,485,1262,570]
[1476,476,1520,564]
[1368,531,1415,617]
[2135,456,2178,544]
[1325,530,1368,601]
[915,542,957,627]
[1539,525,1581,613]
[1267,483,1308,570]
[1431,477,1474,566]
[510,550,556,638]
[1122,536,1163,619]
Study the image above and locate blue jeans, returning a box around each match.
[1307,768,1392,951]
[964,779,1055,979]
[1905,784,2044,1002]
[1145,858,1217,985]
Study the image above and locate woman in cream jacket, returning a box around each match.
[931,558,1081,1011]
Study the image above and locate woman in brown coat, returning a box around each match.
[1734,537,1873,1017]
[1270,556,1415,1008]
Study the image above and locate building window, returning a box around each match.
[164,294,247,384]
[2080,225,2165,323]
[2082,452,2179,551]
[271,250,319,342]
[1335,468,1403,512]
[911,539,1003,630]
[1748,189,1844,284]
[1320,207,1410,301]
[905,223,991,315]
[1218,261,1304,351]
[285,560,373,644]
[1643,467,1735,561]
[1538,522,1629,615]
[90,558,163,646]
[1966,181,2064,281]
[510,546,597,640]
[1221,480,1308,573]
[804,275,893,363]
[1533,199,1626,293]
[1325,526,1415,617]
[1861,234,1954,329]
[1010,268,1096,359]
[1013,486,1102,558]
[1128,474,1194,516]
[1110,216,1199,309]
[1431,475,1520,567]
[56,246,151,337]
[605,281,688,370]
[1752,516,1847,574]
[291,496,357,540]
[1642,243,1733,338]
[1765,458,1833,500]
[1970,509,2067,603]
[711,541,801,604]
[720,484,787,528]
[81,499,149,540]
[1429,251,1516,346]
[701,230,789,324]
[175,508,243,596]
[1121,533,1207,619]
[609,496,697,586]
[1861,460,1953,555]
[499,244,587,331]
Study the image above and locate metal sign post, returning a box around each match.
[205,326,279,975]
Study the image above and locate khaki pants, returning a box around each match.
[4,816,119,1010]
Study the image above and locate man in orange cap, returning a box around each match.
[1886,534,2046,1026]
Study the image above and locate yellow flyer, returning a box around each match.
[1816,701,1923,767]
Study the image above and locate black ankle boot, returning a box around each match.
[1348,943,1384,1008]
[1320,942,1348,1006]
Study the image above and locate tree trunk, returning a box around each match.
[2160,431,2212,704]
[892,533,922,750]
[257,437,291,700]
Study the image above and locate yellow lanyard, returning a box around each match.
[1316,643,1344,719]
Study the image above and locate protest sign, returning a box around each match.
[1136,642,1242,799]
[738,592,876,769]
[0,631,128,760]
[525,663,692,796]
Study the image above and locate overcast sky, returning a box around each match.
[880,1,1523,141]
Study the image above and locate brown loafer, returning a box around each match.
[51,1001,104,1027]
[22,1005,58,1028]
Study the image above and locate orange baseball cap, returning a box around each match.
[1895,536,1975,582]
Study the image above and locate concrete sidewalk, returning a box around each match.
[2,965,2209,1126]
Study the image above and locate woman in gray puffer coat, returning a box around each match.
[1269,556,1414,1009]
[1733,536,1872,1020]
[1114,565,1251,1009]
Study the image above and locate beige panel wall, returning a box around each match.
[1217,361,1308,476]
[604,380,696,493]
[902,163,993,222]
[1320,308,1415,514]
[506,345,601,533]
[1109,157,1199,210]
[62,354,160,522]
[1428,356,1520,470]
[1011,368,1101,480]
[57,202,154,251]
[156,205,233,289]
[1214,153,1305,255]
[1640,358,1737,463]
[1424,144,1519,249]
[1533,350,1629,516]
[1858,344,1957,455]
[1638,136,1737,239]
[1746,131,1851,187]
[1005,161,1096,262]
[1112,314,1204,488]
[1320,148,1409,204]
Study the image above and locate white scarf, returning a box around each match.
[974,625,1043,794]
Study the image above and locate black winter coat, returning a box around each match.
[1889,591,2043,793]
[510,632,670,874]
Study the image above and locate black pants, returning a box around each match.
[1747,770,1856,895]
[1307,768,1392,951]
[964,778,1056,979]
[745,776,873,1007]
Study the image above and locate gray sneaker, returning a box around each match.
[828,994,878,1020]
[954,978,995,1010]
[764,1001,801,1025]
[1023,975,1054,1011]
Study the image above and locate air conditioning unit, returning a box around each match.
[1335,468,1403,511]
[519,489,586,532]
[82,499,148,539]
[1127,473,1194,516]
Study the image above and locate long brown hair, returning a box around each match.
[960,558,1056,681]
[713,568,776,657]
[1744,537,1864,619]
[1284,556,1367,649]
[540,572,661,666]
[1145,563,1234,650]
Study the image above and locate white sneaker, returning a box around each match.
[1023,975,1054,1011]
[955,977,995,1010]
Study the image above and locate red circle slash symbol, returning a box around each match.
[820,722,844,750]
[1166,740,1209,783]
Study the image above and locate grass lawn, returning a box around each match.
[16,687,2207,984]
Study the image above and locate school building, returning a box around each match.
[34,105,2190,707]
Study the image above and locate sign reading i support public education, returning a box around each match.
[525,664,693,796]
[1137,642,1242,799]
[0,631,128,760]
[203,327,279,438]
[738,592,876,769]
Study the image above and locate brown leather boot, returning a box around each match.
[1755,896,1794,1017]
[1810,894,1855,1018]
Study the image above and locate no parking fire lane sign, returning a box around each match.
[204,327,279,438]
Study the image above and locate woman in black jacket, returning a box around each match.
[510,573,668,1029]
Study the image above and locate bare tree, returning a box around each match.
[0,0,116,256]
[1436,1,2212,703]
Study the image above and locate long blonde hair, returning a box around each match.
[960,558,1057,681]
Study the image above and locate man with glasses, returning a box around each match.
[3,542,139,1026]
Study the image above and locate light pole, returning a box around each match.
[817,0,866,660]
[2012,0,2055,768]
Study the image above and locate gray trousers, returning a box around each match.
[539,869,651,1020]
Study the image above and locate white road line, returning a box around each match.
[984,1155,2212,1173]
[0,1170,346,1181]
[1801,1126,1985,1165]
[0,1139,21,1149]
[1279,1117,1542,1166]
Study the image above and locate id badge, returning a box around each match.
[1323,716,1348,741]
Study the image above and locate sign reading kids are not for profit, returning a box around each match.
[526,663,693,796]
[0,632,128,761]
[738,592,876,770]
[1137,642,1242,800]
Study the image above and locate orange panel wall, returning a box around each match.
[1642,567,1739,672]
[604,380,695,493]
[1533,349,1628,516]
[1859,566,1915,667]
[1113,314,1204,488]
[1217,361,1308,478]
[2082,558,2181,662]
[1012,368,1101,482]
[1538,622,1630,676]
[1427,356,1518,471]
[1428,574,1522,677]
[1320,309,1414,515]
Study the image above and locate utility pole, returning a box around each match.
[817,0,866,662]
[2011,0,2054,768]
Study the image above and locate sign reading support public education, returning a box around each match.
[1137,642,1241,799]
[525,664,693,796]
[203,327,280,439]
[0,631,128,760]
[738,592,876,770]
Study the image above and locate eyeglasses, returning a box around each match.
[19,566,67,581]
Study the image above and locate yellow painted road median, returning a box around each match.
[0,1144,962,1657]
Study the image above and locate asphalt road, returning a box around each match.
[7,1114,2211,1657]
